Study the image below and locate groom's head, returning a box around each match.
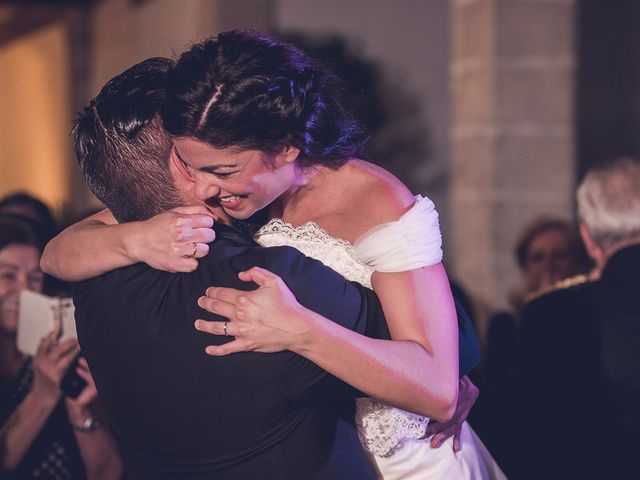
[74,57,187,222]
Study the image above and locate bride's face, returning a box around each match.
[172,137,299,220]
[0,244,43,337]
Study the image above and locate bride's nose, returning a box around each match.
[194,177,221,202]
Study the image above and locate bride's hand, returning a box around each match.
[128,206,216,272]
[195,267,312,355]
[424,375,479,451]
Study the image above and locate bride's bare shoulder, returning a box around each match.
[326,159,417,240]
[347,159,414,212]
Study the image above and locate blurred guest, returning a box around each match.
[516,156,640,479]
[0,215,122,479]
[0,192,68,295]
[0,192,58,243]
[515,216,591,302]
[470,216,591,474]
[486,217,591,381]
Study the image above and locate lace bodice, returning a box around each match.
[255,211,433,458]
[255,219,374,288]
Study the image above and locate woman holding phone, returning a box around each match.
[0,215,122,479]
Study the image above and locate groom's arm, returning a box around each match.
[258,246,390,402]
[208,244,384,402]
[454,298,480,377]
[229,245,388,338]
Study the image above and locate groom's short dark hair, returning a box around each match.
[74,57,182,223]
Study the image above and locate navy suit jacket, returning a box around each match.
[74,224,478,479]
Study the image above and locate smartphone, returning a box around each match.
[17,291,77,356]
[61,355,87,399]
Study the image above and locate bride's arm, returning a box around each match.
[337,175,458,418]
[372,265,459,413]
[319,169,458,418]
[197,263,458,421]
[197,168,460,419]
[41,207,216,281]
[303,293,457,420]
[300,262,459,421]
[197,203,458,421]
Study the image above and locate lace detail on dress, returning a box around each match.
[255,219,374,288]
[255,217,430,458]
[355,398,428,457]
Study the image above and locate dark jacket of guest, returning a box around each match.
[516,243,640,479]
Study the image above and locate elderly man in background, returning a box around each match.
[516,156,640,479]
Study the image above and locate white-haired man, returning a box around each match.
[515,157,640,480]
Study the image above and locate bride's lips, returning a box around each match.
[217,194,247,211]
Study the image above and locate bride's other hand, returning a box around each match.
[195,267,312,355]
[128,206,216,272]
[424,375,479,451]
[42,206,216,281]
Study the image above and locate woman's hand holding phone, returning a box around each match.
[31,334,81,405]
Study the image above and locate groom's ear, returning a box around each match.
[168,147,198,202]
[169,147,193,182]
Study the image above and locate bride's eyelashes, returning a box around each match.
[211,171,237,179]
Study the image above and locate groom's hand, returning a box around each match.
[130,206,216,272]
[423,375,478,451]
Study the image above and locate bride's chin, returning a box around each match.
[226,210,252,220]
[223,204,258,221]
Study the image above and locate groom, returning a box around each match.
[70,58,479,479]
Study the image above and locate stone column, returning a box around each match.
[449,0,576,334]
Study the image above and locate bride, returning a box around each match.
[43,30,504,479]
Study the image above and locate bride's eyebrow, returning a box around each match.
[174,146,237,173]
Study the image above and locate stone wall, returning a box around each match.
[449,0,576,333]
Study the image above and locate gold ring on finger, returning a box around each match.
[191,243,198,258]
[223,321,229,336]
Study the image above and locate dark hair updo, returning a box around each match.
[163,29,367,167]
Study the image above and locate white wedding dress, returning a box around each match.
[255,195,506,480]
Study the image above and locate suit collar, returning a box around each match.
[213,223,258,247]
[602,243,640,282]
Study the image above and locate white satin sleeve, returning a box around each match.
[352,195,443,272]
